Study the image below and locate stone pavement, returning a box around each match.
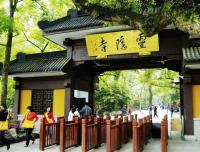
[0,139,199,152]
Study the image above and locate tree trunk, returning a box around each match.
[149,85,153,106]
[0,0,17,105]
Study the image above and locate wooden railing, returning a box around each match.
[122,116,129,144]
[106,118,122,152]
[82,117,101,152]
[39,117,61,151]
[100,116,110,143]
[60,117,81,152]
[161,115,168,152]
[132,116,152,152]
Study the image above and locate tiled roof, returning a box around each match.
[183,47,200,63]
[8,51,70,74]
[39,12,103,34]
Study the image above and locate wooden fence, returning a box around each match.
[82,117,101,152]
[161,115,168,152]
[132,116,152,152]
[39,117,61,151]
[60,117,81,152]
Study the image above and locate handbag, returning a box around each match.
[0,120,8,131]
[22,113,34,128]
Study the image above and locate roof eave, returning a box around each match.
[9,71,66,78]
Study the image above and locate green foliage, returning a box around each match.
[0,0,74,107]
[73,0,200,36]
[95,69,180,111]
[95,71,131,112]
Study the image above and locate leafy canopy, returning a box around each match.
[73,0,200,36]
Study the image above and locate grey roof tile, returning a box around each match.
[183,47,200,63]
[41,15,103,33]
[8,51,70,74]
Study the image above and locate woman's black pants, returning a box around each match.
[0,131,9,147]
[26,128,34,146]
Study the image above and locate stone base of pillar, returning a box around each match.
[194,119,200,141]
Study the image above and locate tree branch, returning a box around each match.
[23,32,49,53]
[23,32,42,51]
[0,43,6,47]
[41,42,49,53]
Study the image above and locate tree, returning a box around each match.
[95,71,131,112]
[0,0,19,105]
[73,0,200,36]
[0,0,74,106]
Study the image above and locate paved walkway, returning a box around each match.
[0,139,200,152]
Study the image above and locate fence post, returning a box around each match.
[106,120,111,152]
[138,119,143,151]
[60,118,65,152]
[143,117,147,144]
[116,117,122,149]
[56,118,60,145]
[161,119,167,152]
[133,119,139,152]
[94,117,101,147]
[124,116,128,143]
[39,118,45,151]
[74,117,81,146]
[82,118,87,152]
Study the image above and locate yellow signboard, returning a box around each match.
[85,30,159,58]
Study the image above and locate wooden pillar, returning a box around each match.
[183,76,194,135]
[64,85,72,120]
[13,81,20,119]
[60,118,65,152]
[82,118,87,152]
[39,118,45,151]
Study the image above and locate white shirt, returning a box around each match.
[68,110,74,121]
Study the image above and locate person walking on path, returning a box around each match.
[154,106,158,118]
[170,106,174,118]
[0,104,10,150]
[79,102,92,117]
[21,106,38,147]
[44,107,55,124]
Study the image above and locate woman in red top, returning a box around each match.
[44,107,55,124]
[21,106,38,147]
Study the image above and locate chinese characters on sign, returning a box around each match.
[136,33,146,48]
[116,36,127,50]
[86,30,159,58]
[99,37,107,52]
